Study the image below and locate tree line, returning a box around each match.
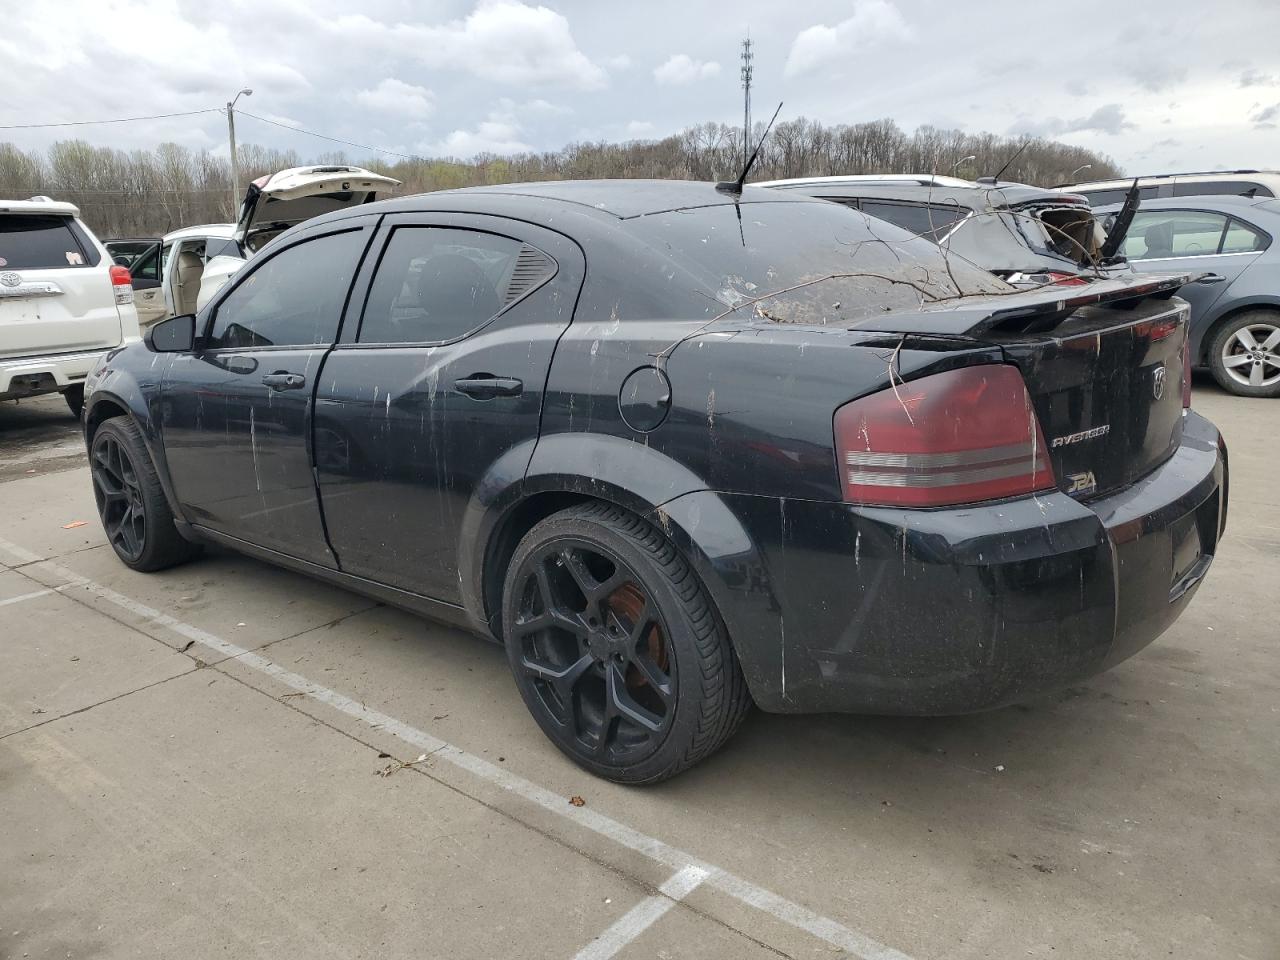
[0,118,1121,238]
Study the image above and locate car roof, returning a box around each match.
[759,177,1074,209]
[0,197,80,217]
[755,174,973,189]
[1061,170,1280,191]
[1093,195,1280,214]
[162,223,236,242]
[420,179,829,220]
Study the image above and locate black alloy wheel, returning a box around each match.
[89,417,200,572]
[502,503,751,783]
[91,429,147,563]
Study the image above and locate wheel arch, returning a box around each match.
[1197,298,1280,363]
[83,384,187,523]
[460,433,784,708]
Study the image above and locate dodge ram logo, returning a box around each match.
[1152,365,1167,401]
[0,272,20,287]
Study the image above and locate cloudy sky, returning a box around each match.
[3,0,1279,175]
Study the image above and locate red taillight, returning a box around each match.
[834,364,1056,507]
[108,264,134,306]
[1048,271,1090,286]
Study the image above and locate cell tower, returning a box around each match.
[740,36,753,167]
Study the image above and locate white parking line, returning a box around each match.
[572,866,709,960]
[0,588,54,608]
[0,534,915,960]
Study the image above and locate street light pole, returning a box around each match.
[227,88,253,219]
[1070,163,1092,181]
[951,154,976,177]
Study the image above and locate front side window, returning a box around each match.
[208,229,365,349]
[1120,211,1229,259]
[358,227,526,344]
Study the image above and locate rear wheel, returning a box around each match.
[1208,311,1280,397]
[90,418,200,571]
[63,385,84,419]
[501,503,750,783]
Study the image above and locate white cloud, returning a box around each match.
[427,119,532,157]
[606,54,633,71]
[1010,103,1136,137]
[784,0,912,77]
[653,54,721,86]
[626,120,656,137]
[354,78,436,118]
[332,2,607,90]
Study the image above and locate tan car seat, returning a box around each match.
[174,248,204,316]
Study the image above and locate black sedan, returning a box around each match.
[82,180,1227,783]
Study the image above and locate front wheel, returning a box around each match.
[501,503,751,784]
[1208,311,1280,397]
[90,417,201,571]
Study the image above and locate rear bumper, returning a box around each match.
[0,349,112,400]
[666,411,1226,714]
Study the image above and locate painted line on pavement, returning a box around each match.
[0,588,55,608]
[571,865,709,960]
[0,534,914,960]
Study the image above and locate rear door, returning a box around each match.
[160,221,375,564]
[313,213,584,602]
[1119,209,1264,319]
[0,213,121,358]
[122,241,165,325]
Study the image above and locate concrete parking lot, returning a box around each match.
[1,381,1276,960]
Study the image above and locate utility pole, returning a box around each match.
[227,88,253,219]
[740,37,753,168]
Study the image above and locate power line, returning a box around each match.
[0,108,222,130]
[237,111,425,162]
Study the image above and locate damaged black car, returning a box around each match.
[82,180,1227,783]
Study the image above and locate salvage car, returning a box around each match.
[1096,194,1280,397]
[1059,169,1280,206]
[2,197,140,416]
[81,180,1227,783]
[759,174,1111,284]
[106,165,400,326]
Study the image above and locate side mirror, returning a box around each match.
[145,313,196,353]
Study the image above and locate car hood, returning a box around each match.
[235,165,400,251]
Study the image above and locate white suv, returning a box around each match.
[1,197,141,417]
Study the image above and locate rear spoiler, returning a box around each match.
[851,273,1193,338]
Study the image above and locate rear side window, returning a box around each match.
[208,229,366,349]
[129,244,161,282]
[1121,211,1229,259]
[0,214,91,269]
[856,200,969,240]
[1221,218,1270,253]
[359,227,534,344]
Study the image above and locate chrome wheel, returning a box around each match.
[91,432,146,562]
[1220,322,1280,388]
[509,539,676,765]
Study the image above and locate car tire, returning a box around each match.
[501,502,751,784]
[1207,310,1280,397]
[89,417,201,572]
[63,385,84,419]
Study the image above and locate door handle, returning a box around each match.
[262,371,306,391]
[453,375,523,399]
[1195,273,1227,284]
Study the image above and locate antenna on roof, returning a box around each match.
[986,138,1030,185]
[717,101,782,195]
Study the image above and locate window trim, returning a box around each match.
[201,224,372,353]
[349,223,558,349]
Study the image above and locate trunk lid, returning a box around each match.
[236,165,400,253]
[1,203,123,360]
[856,273,1192,498]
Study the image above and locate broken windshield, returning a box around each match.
[625,199,1009,326]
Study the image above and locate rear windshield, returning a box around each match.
[0,214,91,269]
[624,200,1008,326]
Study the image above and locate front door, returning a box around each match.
[312,214,584,602]
[160,223,374,565]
